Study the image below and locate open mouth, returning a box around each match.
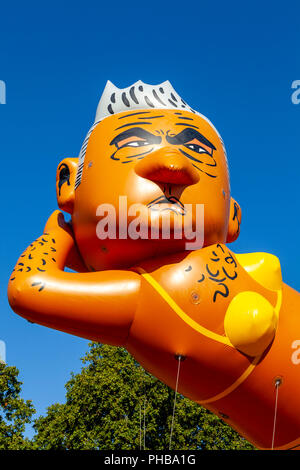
[147,195,186,215]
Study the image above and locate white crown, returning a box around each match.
[94,80,198,121]
[75,80,224,189]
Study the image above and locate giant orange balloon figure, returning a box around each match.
[7,81,300,449]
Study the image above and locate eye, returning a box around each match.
[121,140,150,148]
[184,143,208,154]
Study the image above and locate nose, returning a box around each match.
[134,147,200,186]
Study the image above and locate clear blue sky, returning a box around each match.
[1,1,300,437]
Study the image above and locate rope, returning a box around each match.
[143,397,147,450]
[169,356,182,450]
[139,403,142,450]
[271,379,281,449]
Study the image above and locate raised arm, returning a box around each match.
[7,211,141,346]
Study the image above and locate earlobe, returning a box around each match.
[226,198,242,243]
[56,158,78,214]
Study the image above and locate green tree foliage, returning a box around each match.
[32,343,254,450]
[0,363,35,449]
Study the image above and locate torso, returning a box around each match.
[127,244,277,400]
[126,244,300,449]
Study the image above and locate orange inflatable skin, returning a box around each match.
[8,108,300,450]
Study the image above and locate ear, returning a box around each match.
[226,197,242,243]
[56,158,78,214]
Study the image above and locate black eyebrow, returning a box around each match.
[166,128,216,150]
[110,127,162,147]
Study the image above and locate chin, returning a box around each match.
[78,236,190,271]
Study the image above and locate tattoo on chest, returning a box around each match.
[197,244,238,302]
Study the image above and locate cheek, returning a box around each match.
[183,181,229,223]
[87,159,132,195]
[126,171,161,205]
[73,162,142,226]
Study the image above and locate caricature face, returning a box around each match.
[70,109,231,270]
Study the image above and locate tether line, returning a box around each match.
[139,403,142,450]
[143,397,147,450]
[169,355,183,450]
[271,378,281,449]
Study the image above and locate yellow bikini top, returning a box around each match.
[235,252,282,291]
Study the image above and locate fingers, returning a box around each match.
[43,210,72,236]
